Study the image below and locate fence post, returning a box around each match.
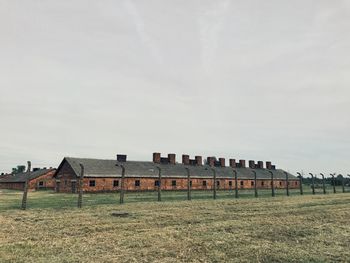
[156,166,161,202]
[77,164,84,208]
[21,161,31,210]
[340,174,345,193]
[285,172,289,196]
[331,174,336,193]
[297,172,303,195]
[185,167,191,201]
[269,170,275,197]
[309,173,315,195]
[252,170,258,198]
[320,173,326,194]
[212,168,217,200]
[116,164,125,204]
[233,169,238,198]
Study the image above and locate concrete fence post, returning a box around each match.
[185,167,191,201]
[77,164,84,208]
[212,168,217,200]
[116,164,125,204]
[285,172,290,196]
[297,172,303,195]
[269,170,275,197]
[21,161,31,210]
[233,169,238,199]
[340,174,345,193]
[156,166,161,202]
[252,170,258,198]
[320,173,326,194]
[331,174,336,194]
[309,173,315,195]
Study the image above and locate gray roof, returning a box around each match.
[61,157,297,180]
[0,168,55,183]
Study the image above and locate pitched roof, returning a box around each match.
[60,157,297,180]
[0,168,55,183]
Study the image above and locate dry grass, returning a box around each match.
[0,191,350,262]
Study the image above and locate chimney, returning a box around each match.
[249,160,255,169]
[153,152,161,164]
[207,157,215,167]
[271,165,276,170]
[195,156,203,166]
[258,161,263,169]
[239,160,246,168]
[266,161,272,169]
[168,154,176,165]
[219,158,225,167]
[182,154,190,165]
[117,154,127,162]
[229,159,236,168]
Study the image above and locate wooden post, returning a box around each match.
[233,170,238,199]
[320,173,326,194]
[309,173,315,195]
[269,170,275,197]
[156,166,161,202]
[331,174,336,193]
[117,164,125,204]
[253,170,258,198]
[285,172,289,196]
[186,167,191,201]
[77,164,84,208]
[21,161,31,210]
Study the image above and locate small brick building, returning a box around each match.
[0,168,56,191]
[54,154,299,193]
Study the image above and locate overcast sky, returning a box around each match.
[0,0,349,176]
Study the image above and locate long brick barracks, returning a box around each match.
[53,153,299,193]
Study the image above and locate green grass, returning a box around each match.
[0,188,349,262]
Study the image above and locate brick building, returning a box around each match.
[0,168,56,191]
[54,153,299,193]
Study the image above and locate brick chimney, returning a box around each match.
[257,161,263,169]
[153,152,161,164]
[229,159,236,168]
[182,154,190,165]
[219,158,225,167]
[168,154,176,165]
[239,160,246,168]
[195,156,203,166]
[266,161,272,169]
[207,157,215,167]
[117,154,127,162]
[249,160,255,169]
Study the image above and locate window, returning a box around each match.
[279,182,282,186]
[203,181,207,186]
[154,180,160,187]
[113,180,119,187]
[261,181,265,186]
[135,180,140,187]
[38,181,44,187]
[295,181,298,186]
[172,180,177,187]
[190,181,192,187]
[89,180,96,187]
[216,181,220,186]
[229,181,233,187]
[240,181,244,186]
[251,181,254,186]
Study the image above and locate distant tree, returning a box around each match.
[11,165,26,174]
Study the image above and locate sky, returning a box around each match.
[0,0,349,176]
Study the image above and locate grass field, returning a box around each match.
[0,189,350,262]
